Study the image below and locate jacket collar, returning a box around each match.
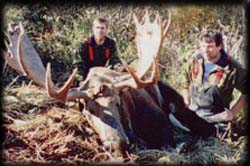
[90,35,108,47]
[215,49,230,68]
[198,49,231,69]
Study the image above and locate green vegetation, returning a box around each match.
[3,4,245,87]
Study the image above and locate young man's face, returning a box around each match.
[199,39,222,61]
[92,21,107,41]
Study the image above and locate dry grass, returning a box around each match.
[2,86,248,165]
[2,86,114,163]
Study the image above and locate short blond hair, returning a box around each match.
[93,16,108,29]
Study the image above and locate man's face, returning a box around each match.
[92,21,107,41]
[199,39,222,61]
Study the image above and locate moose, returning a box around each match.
[3,11,188,158]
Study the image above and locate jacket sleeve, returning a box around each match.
[107,40,122,68]
[72,42,88,86]
[233,59,247,94]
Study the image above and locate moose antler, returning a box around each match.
[114,9,171,89]
[3,22,77,102]
[135,9,171,79]
[3,22,46,87]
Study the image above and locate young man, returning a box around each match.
[173,30,246,138]
[73,17,124,85]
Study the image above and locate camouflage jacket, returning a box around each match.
[183,49,247,108]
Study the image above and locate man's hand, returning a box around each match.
[218,108,234,122]
[218,94,246,122]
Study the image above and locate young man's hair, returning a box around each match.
[201,30,224,48]
[93,16,108,29]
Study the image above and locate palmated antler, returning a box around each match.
[3,22,78,102]
[3,23,25,75]
[115,9,171,89]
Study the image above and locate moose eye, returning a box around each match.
[8,52,12,58]
[7,30,14,36]
[98,84,110,96]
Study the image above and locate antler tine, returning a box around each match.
[133,13,140,29]
[133,8,149,30]
[163,9,171,39]
[153,11,159,24]
[3,24,25,75]
[115,57,159,89]
[133,13,143,58]
[144,8,150,25]
[19,21,25,34]
[155,11,163,56]
[45,63,78,102]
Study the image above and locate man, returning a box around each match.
[173,30,246,138]
[73,16,124,85]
